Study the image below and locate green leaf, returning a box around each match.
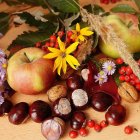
[133,0,140,10]
[8,30,54,50]
[0,12,10,35]
[47,0,80,13]
[133,52,140,60]
[64,13,80,30]
[17,12,58,31]
[84,4,105,15]
[114,75,121,86]
[2,0,21,5]
[92,31,99,49]
[111,4,137,14]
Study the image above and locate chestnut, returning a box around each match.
[8,102,29,125]
[71,89,89,109]
[0,99,13,117]
[90,92,113,112]
[29,100,52,123]
[41,117,65,140]
[70,111,86,130]
[105,104,126,126]
[53,98,72,121]
[66,74,83,90]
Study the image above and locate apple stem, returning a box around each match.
[24,52,31,62]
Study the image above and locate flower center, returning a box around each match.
[107,66,112,71]
[2,63,7,68]
[61,52,66,58]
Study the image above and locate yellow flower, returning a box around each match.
[43,37,80,75]
[71,23,93,42]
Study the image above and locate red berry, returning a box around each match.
[111,0,117,3]
[94,124,102,132]
[135,77,140,84]
[49,42,55,47]
[124,126,133,134]
[79,128,88,137]
[116,58,123,65]
[119,66,126,75]
[119,75,125,81]
[87,120,95,128]
[67,31,73,37]
[136,83,140,91]
[104,0,110,4]
[100,120,108,128]
[69,130,78,138]
[126,66,133,75]
[50,35,56,42]
[45,42,50,47]
[35,42,41,47]
[66,37,71,44]
[54,42,59,49]
[130,74,136,80]
[124,75,130,82]
[57,31,64,38]
[129,80,135,86]
[42,45,48,51]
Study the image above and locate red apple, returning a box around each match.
[7,47,55,95]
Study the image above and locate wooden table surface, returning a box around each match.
[0,0,140,140]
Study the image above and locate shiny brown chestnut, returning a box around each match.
[66,74,83,90]
[90,92,114,112]
[53,98,72,121]
[0,99,13,117]
[70,111,86,130]
[105,104,126,126]
[71,89,89,110]
[29,100,52,123]
[8,102,29,125]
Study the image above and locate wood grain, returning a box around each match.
[0,0,140,140]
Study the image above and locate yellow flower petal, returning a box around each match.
[66,55,80,66]
[78,35,85,41]
[57,60,62,75]
[76,23,80,32]
[66,57,76,70]
[43,53,59,59]
[48,47,61,53]
[66,42,79,54]
[62,58,67,74]
[57,37,65,52]
[80,27,93,36]
[53,56,62,72]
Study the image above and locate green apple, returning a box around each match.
[7,47,55,95]
[99,13,140,58]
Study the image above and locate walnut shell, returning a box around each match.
[118,82,139,103]
[47,85,67,103]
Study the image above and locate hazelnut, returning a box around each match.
[41,117,65,140]
[47,85,67,103]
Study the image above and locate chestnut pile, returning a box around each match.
[0,71,127,140]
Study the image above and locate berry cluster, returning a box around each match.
[116,58,140,91]
[69,119,107,138]
[35,30,75,52]
[100,0,121,4]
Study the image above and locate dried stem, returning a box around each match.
[80,8,140,79]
